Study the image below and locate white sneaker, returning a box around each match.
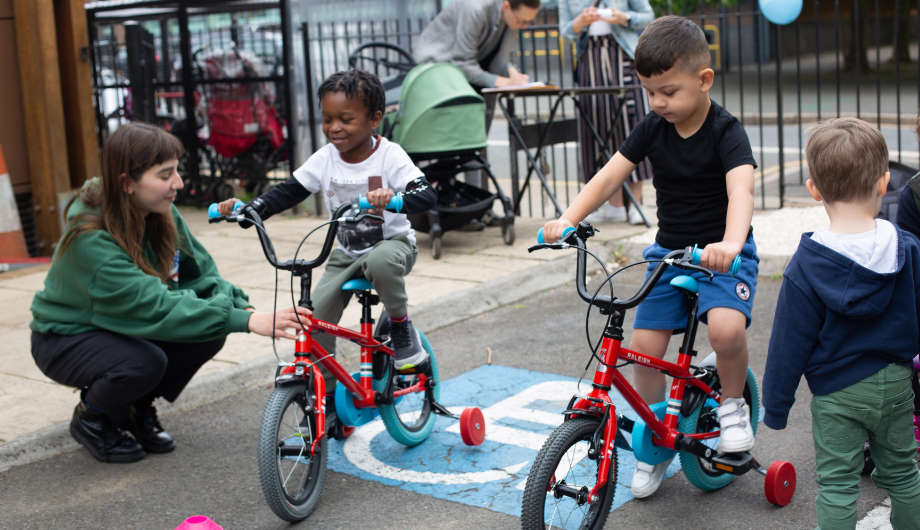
[716,397,755,453]
[585,204,626,224]
[627,206,645,225]
[630,456,674,498]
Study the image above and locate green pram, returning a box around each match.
[349,45,515,259]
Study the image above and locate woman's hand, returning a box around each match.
[217,198,242,216]
[600,8,630,26]
[247,306,313,340]
[572,7,600,33]
[495,67,530,88]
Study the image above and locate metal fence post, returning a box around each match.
[124,21,156,123]
[303,22,323,216]
[178,5,200,199]
[774,23,785,208]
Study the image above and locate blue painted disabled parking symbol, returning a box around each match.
[327,364,687,521]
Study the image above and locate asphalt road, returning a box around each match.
[0,269,894,529]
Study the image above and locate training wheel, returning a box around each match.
[459,407,486,446]
[764,461,797,506]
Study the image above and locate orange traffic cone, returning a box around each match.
[0,144,30,260]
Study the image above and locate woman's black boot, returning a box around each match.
[70,401,146,463]
[126,399,176,453]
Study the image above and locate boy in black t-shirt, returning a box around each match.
[542,15,759,499]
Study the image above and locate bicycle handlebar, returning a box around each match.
[536,226,575,245]
[528,223,724,312]
[357,192,403,213]
[207,200,374,274]
[690,244,741,276]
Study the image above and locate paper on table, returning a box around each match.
[481,82,560,93]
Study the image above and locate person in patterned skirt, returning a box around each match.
[560,0,655,224]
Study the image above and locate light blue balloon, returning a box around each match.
[760,0,802,25]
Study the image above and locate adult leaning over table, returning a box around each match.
[29,123,311,464]
[415,0,541,227]
[416,0,541,128]
[560,0,655,225]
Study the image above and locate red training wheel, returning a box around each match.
[764,461,797,506]
[459,407,486,446]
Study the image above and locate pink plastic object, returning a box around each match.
[913,355,920,371]
[174,516,223,530]
[914,414,919,452]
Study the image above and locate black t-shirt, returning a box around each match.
[618,100,757,250]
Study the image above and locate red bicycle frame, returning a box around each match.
[279,318,427,410]
[571,335,723,499]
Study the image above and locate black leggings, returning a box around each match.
[32,330,225,420]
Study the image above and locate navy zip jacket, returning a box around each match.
[762,229,920,430]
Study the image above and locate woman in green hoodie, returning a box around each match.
[30,123,311,464]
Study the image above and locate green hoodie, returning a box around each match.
[30,178,252,342]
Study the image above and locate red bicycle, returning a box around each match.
[520,223,796,530]
[209,198,485,522]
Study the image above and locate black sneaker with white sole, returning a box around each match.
[389,319,428,370]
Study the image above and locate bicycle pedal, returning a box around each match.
[709,451,755,475]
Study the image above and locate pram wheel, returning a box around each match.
[431,236,442,260]
[211,181,235,203]
[501,222,515,245]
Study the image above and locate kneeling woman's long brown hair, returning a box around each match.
[59,123,185,283]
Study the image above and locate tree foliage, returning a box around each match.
[648,0,740,17]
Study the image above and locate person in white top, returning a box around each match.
[218,70,438,376]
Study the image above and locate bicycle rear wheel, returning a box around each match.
[521,417,616,530]
[257,383,327,522]
[678,367,760,492]
[374,330,440,447]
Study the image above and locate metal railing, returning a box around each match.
[86,2,294,205]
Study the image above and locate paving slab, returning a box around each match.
[0,327,52,383]
[0,373,76,444]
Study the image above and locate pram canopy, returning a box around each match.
[385,63,487,155]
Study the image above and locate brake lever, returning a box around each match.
[527,243,566,253]
[671,259,715,280]
[337,213,384,223]
[208,214,246,224]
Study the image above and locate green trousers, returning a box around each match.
[311,234,417,391]
[811,363,920,530]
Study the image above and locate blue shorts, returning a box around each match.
[632,235,760,330]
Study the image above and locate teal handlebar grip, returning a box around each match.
[358,193,403,213]
[537,226,576,244]
[208,201,243,219]
[691,244,741,276]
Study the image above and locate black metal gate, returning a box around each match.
[86,0,295,206]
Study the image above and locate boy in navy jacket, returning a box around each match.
[763,118,920,529]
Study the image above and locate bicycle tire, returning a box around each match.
[678,367,760,492]
[521,417,616,530]
[374,330,440,447]
[257,383,327,522]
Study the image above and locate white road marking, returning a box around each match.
[855,497,892,530]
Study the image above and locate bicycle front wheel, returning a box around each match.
[521,417,616,530]
[374,329,440,447]
[257,383,327,522]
